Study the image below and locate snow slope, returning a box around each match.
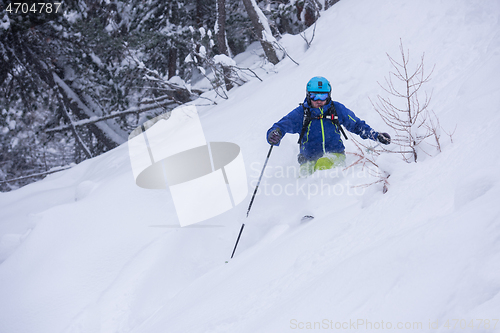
[1,0,500,332]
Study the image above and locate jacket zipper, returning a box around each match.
[319,107,326,154]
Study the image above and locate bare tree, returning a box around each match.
[242,0,280,65]
[371,39,440,162]
[344,40,450,193]
[300,18,317,49]
[345,137,390,193]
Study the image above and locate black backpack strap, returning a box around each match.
[328,102,348,140]
[297,102,348,146]
[297,103,311,145]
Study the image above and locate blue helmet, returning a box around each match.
[306,76,331,93]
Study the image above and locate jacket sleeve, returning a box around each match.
[335,102,378,141]
[266,105,304,146]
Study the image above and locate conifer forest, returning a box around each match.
[0,0,339,191]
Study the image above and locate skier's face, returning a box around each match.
[311,99,327,108]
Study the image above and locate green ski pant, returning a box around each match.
[299,153,346,177]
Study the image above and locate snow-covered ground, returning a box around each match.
[1,0,500,332]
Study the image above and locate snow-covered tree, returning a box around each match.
[242,0,280,65]
[0,0,335,190]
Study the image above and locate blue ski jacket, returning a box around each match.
[267,99,379,161]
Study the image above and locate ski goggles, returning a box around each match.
[309,92,329,101]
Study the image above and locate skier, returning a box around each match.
[267,76,391,176]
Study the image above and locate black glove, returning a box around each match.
[268,128,282,145]
[377,132,391,145]
[297,153,307,165]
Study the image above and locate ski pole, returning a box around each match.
[366,143,381,153]
[230,145,274,259]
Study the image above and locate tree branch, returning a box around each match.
[45,99,177,133]
[0,165,74,185]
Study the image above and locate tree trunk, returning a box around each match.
[216,0,233,90]
[241,0,280,65]
[216,0,229,56]
[168,47,177,80]
[195,0,204,27]
[53,73,127,148]
[297,0,320,27]
[304,5,316,27]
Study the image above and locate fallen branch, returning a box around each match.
[45,99,177,133]
[272,42,299,66]
[0,165,74,185]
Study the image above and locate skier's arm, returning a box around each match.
[266,106,304,146]
[335,102,378,141]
